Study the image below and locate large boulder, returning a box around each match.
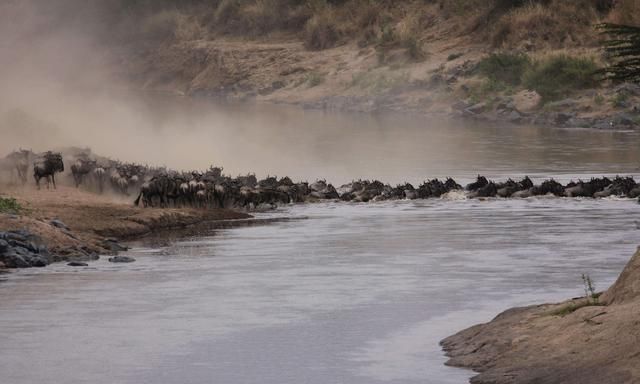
[601,247,640,305]
[108,256,136,263]
[0,230,51,268]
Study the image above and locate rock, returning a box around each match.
[0,230,51,268]
[0,239,8,254]
[613,113,636,126]
[1,252,30,268]
[108,256,136,263]
[67,261,89,267]
[102,238,129,252]
[614,82,640,97]
[546,98,578,110]
[555,112,576,125]
[27,255,48,267]
[566,118,594,128]
[465,102,487,114]
[508,110,522,123]
[49,219,69,231]
[593,120,614,130]
[451,100,471,111]
[512,90,541,112]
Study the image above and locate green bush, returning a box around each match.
[523,55,599,102]
[0,197,21,214]
[477,52,531,86]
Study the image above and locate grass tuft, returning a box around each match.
[0,197,22,214]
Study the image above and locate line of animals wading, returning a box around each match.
[3,149,640,208]
[133,172,640,210]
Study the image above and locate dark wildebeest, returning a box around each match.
[34,152,64,189]
[71,158,97,188]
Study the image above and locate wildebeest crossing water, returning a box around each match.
[132,171,640,210]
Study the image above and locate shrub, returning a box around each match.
[242,0,282,34]
[305,71,326,87]
[0,197,21,214]
[523,55,599,102]
[304,9,340,50]
[477,52,531,85]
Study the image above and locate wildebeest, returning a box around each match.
[33,152,64,189]
[4,149,33,184]
[71,158,97,187]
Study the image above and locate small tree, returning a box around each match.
[598,23,640,83]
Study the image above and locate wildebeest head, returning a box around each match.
[466,175,489,191]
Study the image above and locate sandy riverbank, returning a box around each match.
[0,186,251,268]
[441,247,640,384]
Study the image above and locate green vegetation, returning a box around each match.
[548,274,603,317]
[611,92,630,108]
[0,197,21,214]
[304,71,326,87]
[594,93,605,105]
[523,55,599,102]
[549,300,598,317]
[474,52,598,103]
[477,52,531,86]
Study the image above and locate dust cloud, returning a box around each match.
[0,0,265,175]
[3,1,640,186]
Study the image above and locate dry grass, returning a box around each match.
[491,1,600,49]
[608,0,640,26]
[123,0,640,53]
[304,6,341,50]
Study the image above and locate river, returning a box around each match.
[2,103,640,384]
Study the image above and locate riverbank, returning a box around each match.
[0,186,251,269]
[441,247,640,384]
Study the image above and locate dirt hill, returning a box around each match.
[97,1,638,128]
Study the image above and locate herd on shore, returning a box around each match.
[2,149,640,210]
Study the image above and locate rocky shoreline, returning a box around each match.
[441,248,640,384]
[0,186,251,271]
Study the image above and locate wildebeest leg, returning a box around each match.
[52,174,57,189]
[34,174,40,190]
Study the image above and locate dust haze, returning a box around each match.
[4,1,640,186]
[0,0,460,184]
[0,0,310,178]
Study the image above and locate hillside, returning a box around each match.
[101,0,640,128]
[2,0,640,130]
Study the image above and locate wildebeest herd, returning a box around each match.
[0,148,153,194]
[2,148,640,209]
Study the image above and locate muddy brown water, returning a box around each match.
[2,101,640,384]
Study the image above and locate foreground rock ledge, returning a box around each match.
[441,247,640,384]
